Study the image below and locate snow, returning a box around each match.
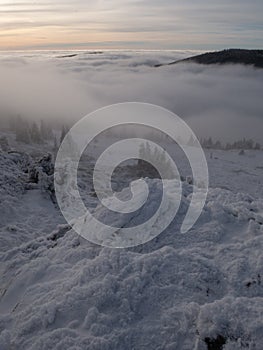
[0,138,263,349]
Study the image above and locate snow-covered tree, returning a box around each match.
[40,120,53,141]
[60,125,68,144]
[53,135,58,152]
[15,115,31,144]
[0,136,9,152]
[30,122,42,144]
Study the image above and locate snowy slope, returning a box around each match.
[0,142,263,349]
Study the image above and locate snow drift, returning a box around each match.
[0,156,262,349]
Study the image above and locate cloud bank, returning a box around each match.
[0,50,262,143]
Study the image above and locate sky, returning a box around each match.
[0,0,263,50]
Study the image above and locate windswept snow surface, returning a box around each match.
[0,143,263,349]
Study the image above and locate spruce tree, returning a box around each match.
[30,122,42,144]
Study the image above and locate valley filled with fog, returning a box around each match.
[1,50,263,142]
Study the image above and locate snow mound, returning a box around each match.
[0,153,28,228]
[0,152,27,197]
[0,178,262,349]
[74,178,185,247]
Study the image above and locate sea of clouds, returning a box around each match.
[0,50,263,142]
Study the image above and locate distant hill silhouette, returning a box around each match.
[155,49,263,68]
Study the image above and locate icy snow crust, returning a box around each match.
[0,145,263,349]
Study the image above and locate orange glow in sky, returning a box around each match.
[0,0,262,50]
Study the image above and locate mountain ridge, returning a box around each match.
[155,48,263,68]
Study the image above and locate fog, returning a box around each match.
[0,50,262,142]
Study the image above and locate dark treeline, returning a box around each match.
[200,137,261,150]
[6,115,71,149]
[1,115,262,151]
[10,115,53,144]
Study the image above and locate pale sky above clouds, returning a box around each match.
[0,0,262,50]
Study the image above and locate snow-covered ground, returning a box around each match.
[0,131,262,350]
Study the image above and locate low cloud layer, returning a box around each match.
[0,50,262,143]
